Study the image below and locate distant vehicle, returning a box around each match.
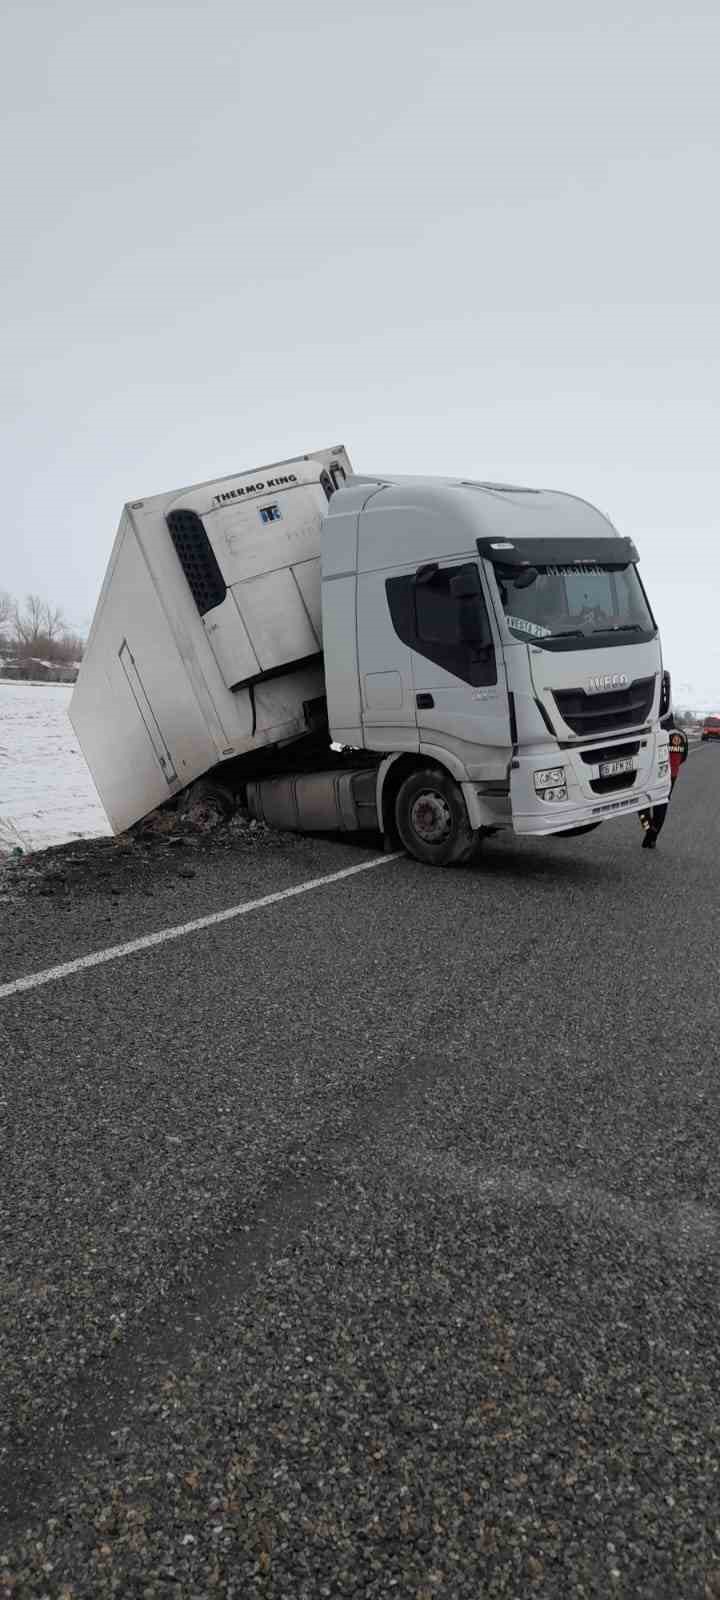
[701,716,720,743]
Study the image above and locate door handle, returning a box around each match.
[416,693,435,709]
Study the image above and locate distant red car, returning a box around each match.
[701,716,720,742]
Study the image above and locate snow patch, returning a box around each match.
[0,682,111,852]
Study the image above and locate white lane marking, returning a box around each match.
[1,744,711,1002]
[0,854,402,1003]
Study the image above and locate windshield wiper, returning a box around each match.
[592,624,643,634]
[548,628,585,638]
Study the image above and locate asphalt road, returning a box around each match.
[0,748,719,1598]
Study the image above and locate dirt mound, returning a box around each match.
[0,800,298,903]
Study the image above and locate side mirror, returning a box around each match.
[449,570,492,648]
[415,562,439,586]
[449,569,482,600]
[458,609,490,648]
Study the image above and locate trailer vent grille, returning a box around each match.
[166,509,227,616]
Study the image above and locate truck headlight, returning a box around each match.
[534,766,565,791]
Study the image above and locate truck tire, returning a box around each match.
[178,776,237,825]
[186,776,236,810]
[394,767,476,866]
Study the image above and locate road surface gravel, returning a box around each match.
[0,748,718,1597]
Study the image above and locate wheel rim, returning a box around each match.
[409,789,453,845]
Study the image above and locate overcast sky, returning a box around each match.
[2,0,719,706]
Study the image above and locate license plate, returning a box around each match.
[599,756,636,778]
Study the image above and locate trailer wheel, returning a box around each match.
[178,776,236,827]
[394,767,476,866]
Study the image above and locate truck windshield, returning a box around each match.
[495,562,656,651]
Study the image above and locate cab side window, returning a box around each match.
[385,564,497,687]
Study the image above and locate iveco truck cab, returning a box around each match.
[317,473,670,859]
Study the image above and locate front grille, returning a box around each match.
[580,741,640,765]
[589,772,638,795]
[553,678,654,737]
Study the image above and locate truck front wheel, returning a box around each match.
[394,767,476,866]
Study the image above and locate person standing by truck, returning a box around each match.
[639,719,689,849]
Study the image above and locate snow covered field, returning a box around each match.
[0,682,111,854]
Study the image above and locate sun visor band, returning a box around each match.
[476,535,640,568]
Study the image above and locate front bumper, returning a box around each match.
[509,737,671,837]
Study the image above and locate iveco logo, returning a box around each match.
[587,672,629,694]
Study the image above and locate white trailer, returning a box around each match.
[71,447,351,834]
[72,447,671,865]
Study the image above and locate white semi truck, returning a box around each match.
[71,445,671,866]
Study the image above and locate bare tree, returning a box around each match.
[42,602,68,643]
[5,593,83,672]
[53,630,85,665]
[0,590,12,637]
[14,593,45,647]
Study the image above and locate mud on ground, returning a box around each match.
[0,799,300,905]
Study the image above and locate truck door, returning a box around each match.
[356,568,420,752]
[384,559,513,783]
